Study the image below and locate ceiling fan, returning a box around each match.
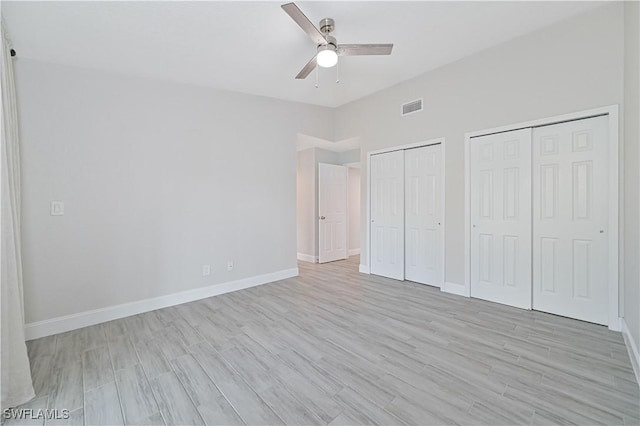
[281,2,394,79]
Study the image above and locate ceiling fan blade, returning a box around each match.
[281,3,327,46]
[337,44,394,56]
[295,54,318,79]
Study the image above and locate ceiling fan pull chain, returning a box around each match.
[336,60,340,84]
[315,65,319,89]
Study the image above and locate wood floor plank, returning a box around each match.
[153,326,189,361]
[171,318,204,346]
[115,364,160,424]
[189,342,284,425]
[269,362,343,423]
[171,354,223,406]
[220,345,274,392]
[333,386,406,426]
[82,346,114,391]
[107,335,138,371]
[196,397,245,426]
[149,372,205,426]
[258,382,325,426]
[30,355,54,398]
[49,360,83,412]
[134,338,172,379]
[84,382,124,426]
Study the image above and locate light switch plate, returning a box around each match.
[50,201,64,216]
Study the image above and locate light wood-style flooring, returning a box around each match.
[11,256,640,425]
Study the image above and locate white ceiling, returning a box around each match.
[3,1,608,108]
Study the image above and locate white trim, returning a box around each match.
[368,139,444,157]
[621,318,640,386]
[344,162,361,169]
[359,264,370,274]
[465,129,471,301]
[366,137,446,285]
[348,248,361,256]
[442,281,469,297]
[367,152,371,275]
[440,140,447,289]
[297,253,317,263]
[464,105,620,330]
[24,268,299,340]
[607,106,620,330]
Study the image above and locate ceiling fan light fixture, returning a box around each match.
[281,3,393,79]
[317,45,338,68]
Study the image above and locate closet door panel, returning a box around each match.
[470,129,532,309]
[405,144,442,287]
[532,115,609,325]
[370,150,404,280]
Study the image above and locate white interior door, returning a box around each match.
[470,129,532,309]
[405,144,442,287]
[318,163,348,263]
[370,150,404,280]
[532,115,609,325]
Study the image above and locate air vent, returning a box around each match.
[401,98,423,116]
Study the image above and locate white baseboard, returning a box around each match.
[359,264,370,274]
[609,316,622,332]
[348,248,361,256]
[441,281,469,297]
[297,253,317,263]
[24,268,299,341]
[621,318,640,387]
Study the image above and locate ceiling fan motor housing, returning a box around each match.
[319,18,334,34]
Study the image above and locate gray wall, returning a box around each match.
[334,4,624,287]
[16,59,333,324]
[296,148,315,258]
[338,149,360,165]
[348,167,361,253]
[624,1,640,352]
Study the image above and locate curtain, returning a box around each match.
[0,19,35,410]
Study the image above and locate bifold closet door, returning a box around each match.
[470,128,532,309]
[370,150,404,280]
[532,115,609,325]
[405,144,442,287]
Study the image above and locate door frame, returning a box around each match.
[364,137,446,290]
[464,105,620,331]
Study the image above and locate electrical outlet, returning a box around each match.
[227,261,234,271]
[202,265,211,276]
[50,201,64,216]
